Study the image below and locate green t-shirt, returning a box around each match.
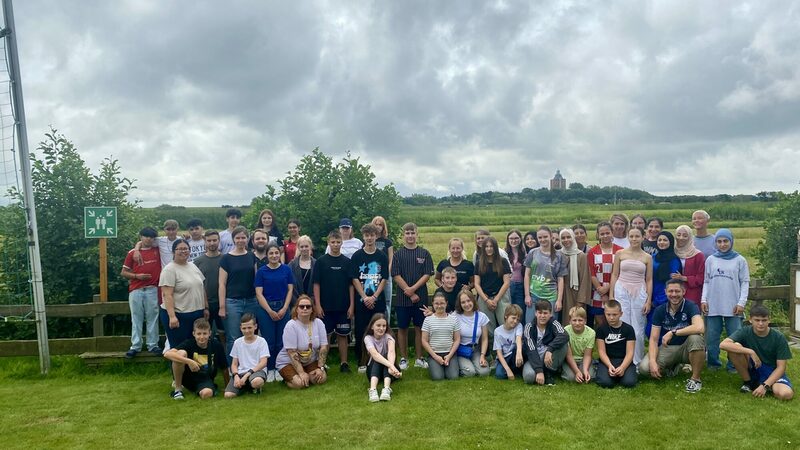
[524,249,567,301]
[728,326,792,369]
[565,324,595,361]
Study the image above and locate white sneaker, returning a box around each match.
[414,358,428,369]
[380,387,392,401]
[399,358,409,371]
[368,388,379,403]
[358,365,367,374]
[266,370,276,383]
[274,370,283,382]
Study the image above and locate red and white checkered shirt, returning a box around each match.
[587,244,623,308]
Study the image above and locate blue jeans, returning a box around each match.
[128,286,159,351]
[495,345,522,379]
[160,308,204,351]
[509,281,525,319]
[706,315,742,369]
[223,297,261,363]
[256,300,290,370]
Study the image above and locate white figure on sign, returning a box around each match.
[101,216,107,229]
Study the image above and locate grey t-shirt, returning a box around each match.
[694,234,716,257]
[187,238,206,262]
[193,253,222,304]
[523,249,567,301]
[493,323,522,357]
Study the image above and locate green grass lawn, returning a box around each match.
[0,351,797,449]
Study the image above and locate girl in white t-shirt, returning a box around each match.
[363,313,401,402]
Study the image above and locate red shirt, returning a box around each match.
[284,239,297,264]
[587,244,623,308]
[123,247,161,292]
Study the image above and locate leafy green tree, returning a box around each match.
[2,129,150,306]
[753,190,800,285]
[247,148,401,252]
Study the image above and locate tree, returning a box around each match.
[2,129,150,306]
[753,190,800,285]
[246,148,401,252]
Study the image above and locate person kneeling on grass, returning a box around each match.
[275,295,329,389]
[562,306,596,383]
[638,279,705,393]
[720,305,794,401]
[421,292,461,381]
[595,300,637,388]
[494,304,524,380]
[164,318,229,400]
[224,313,269,398]
[364,313,402,402]
[522,300,568,385]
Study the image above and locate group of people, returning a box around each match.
[120,208,793,402]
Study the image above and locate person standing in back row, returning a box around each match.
[314,230,355,373]
[392,222,434,371]
[327,218,363,259]
[692,210,716,257]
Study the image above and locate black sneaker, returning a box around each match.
[544,372,555,386]
[340,362,351,373]
[148,346,163,355]
[170,390,184,400]
[125,349,139,359]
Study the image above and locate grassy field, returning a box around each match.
[0,352,797,449]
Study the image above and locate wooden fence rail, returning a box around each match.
[0,285,793,357]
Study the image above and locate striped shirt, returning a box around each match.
[391,246,434,307]
[422,314,460,353]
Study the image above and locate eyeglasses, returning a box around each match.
[297,304,312,310]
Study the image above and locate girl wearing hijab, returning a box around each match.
[672,225,705,308]
[648,231,682,336]
[701,229,750,371]
[559,228,591,327]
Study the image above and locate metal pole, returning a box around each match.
[3,0,50,374]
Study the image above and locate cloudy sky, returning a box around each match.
[7,0,800,206]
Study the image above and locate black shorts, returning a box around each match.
[182,370,218,396]
[322,310,351,336]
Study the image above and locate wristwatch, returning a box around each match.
[671,329,678,337]
[762,383,771,392]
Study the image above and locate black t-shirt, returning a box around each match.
[300,267,312,296]
[219,252,256,299]
[641,239,658,256]
[596,322,636,360]
[475,258,511,297]
[436,259,475,291]
[434,287,460,313]
[313,254,352,311]
[254,253,269,270]
[175,337,228,380]
[350,249,389,297]
[193,254,221,304]
[375,237,393,256]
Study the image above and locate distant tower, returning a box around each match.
[550,169,566,190]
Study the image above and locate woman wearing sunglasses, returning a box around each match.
[275,295,329,389]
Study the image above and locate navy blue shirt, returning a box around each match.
[254,263,294,303]
[651,299,700,346]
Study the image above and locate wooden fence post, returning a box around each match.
[92,294,104,344]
